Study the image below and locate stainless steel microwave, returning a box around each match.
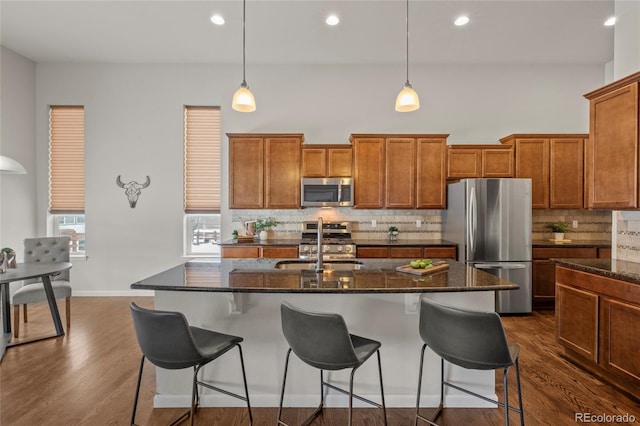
[301,178,353,207]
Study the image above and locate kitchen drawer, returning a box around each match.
[357,247,389,258]
[424,247,457,259]
[221,246,260,258]
[533,247,597,259]
[261,246,299,259]
[389,247,423,258]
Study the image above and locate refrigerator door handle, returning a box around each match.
[475,263,527,270]
[469,187,477,254]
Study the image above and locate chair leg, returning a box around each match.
[131,355,145,426]
[23,304,28,323]
[65,297,71,329]
[277,348,292,426]
[236,344,253,425]
[415,344,441,426]
[515,359,524,425]
[503,366,510,426]
[190,366,198,426]
[348,367,357,426]
[376,349,387,425]
[13,305,19,338]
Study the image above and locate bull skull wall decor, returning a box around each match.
[116,175,151,208]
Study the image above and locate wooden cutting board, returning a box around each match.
[396,261,449,276]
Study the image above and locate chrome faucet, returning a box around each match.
[316,216,323,272]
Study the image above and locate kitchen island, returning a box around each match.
[131,259,518,410]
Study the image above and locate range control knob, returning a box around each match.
[344,246,353,253]
[337,246,344,252]
[323,245,331,252]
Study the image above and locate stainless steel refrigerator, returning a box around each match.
[443,178,532,314]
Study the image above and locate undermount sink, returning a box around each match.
[274,260,364,271]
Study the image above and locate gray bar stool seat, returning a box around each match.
[277,302,387,426]
[415,298,524,426]
[129,302,252,426]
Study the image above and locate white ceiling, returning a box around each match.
[0,0,615,65]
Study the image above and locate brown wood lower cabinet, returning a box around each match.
[556,283,599,361]
[356,246,457,259]
[555,266,640,396]
[221,245,298,259]
[532,247,598,309]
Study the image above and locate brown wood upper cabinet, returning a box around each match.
[301,144,352,178]
[351,134,448,209]
[584,71,640,209]
[228,133,303,209]
[447,144,514,179]
[500,134,586,209]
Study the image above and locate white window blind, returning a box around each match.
[184,106,221,213]
[49,106,85,213]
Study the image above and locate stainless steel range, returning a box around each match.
[298,221,356,259]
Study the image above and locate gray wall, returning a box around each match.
[0,47,37,259]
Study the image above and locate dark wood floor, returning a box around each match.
[1,297,638,425]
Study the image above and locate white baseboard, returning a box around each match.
[154,392,498,409]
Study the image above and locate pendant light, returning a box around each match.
[232,0,256,112]
[395,0,420,112]
[0,155,27,174]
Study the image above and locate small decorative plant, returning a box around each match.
[547,222,569,233]
[255,217,279,231]
[256,217,278,241]
[388,226,399,241]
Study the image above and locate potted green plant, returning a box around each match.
[388,226,399,241]
[256,217,279,240]
[547,222,569,241]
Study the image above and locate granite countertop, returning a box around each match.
[131,258,518,294]
[553,258,640,285]
[219,238,458,247]
[532,239,611,248]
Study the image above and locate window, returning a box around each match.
[184,106,221,256]
[49,106,85,255]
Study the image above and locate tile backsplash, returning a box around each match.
[231,208,443,241]
[532,209,611,241]
[232,208,612,244]
[614,211,640,262]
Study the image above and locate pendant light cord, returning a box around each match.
[405,0,409,84]
[242,0,247,84]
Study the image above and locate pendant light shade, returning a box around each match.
[0,155,27,174]
[232,82,256,112]
[395,83,420,112]
[232,0,256,112]
[395,0,420,112]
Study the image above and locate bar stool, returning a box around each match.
[129,302,252,426]
[415,298,524,426]
[277,302,387,426]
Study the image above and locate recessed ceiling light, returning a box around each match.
[604,16,616,26]
[454,15,470,26]
[326,15,340,26]
[210,14,225,25]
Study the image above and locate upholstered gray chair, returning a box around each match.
[415,298,524,426]
[11,237,71,338]
[129,302,252,426]
[278,302,387,426]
